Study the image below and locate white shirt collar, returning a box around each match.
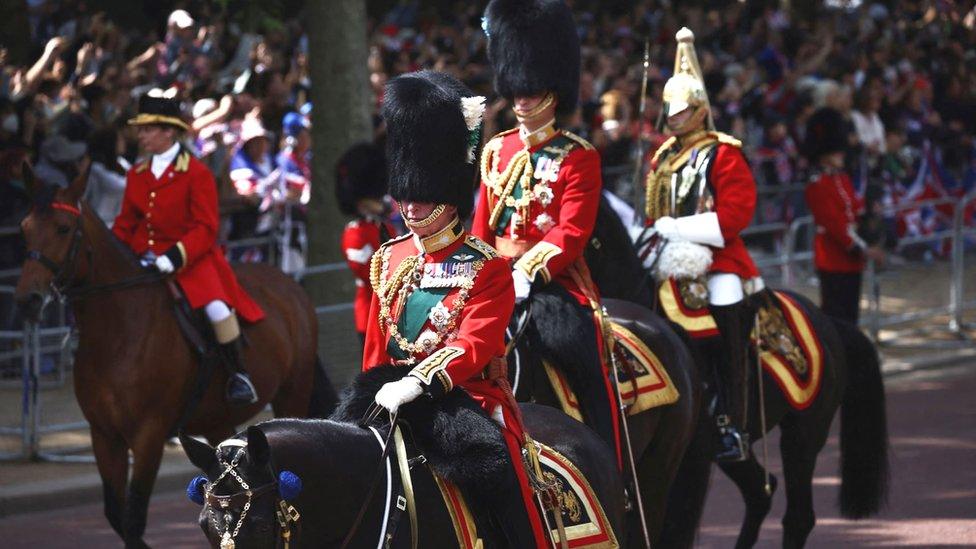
[150,142,181,178]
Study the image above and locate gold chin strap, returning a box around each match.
[513,92,555,122]
[401,203,446,229]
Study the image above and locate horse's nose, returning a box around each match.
[16,291,45,323]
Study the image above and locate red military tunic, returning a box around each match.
[472,126,602,306]
[472,125,622,468]
[805,169,866,273]
[645,131,760,279]
[341,217,395,334]
[112,148,264,322]
[362,219,548,547]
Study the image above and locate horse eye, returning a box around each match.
[57,225,71,235]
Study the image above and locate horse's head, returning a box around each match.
[182,427,303,549]
[14,160,91,321]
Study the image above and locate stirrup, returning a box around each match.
[715,425,750,462]
[226,373,259,405]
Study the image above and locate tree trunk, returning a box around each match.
[305,0,371,306]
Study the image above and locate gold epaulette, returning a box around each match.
[650,136,678,165]
[485,127,519,146]
[560,129,595,151]
[174,151,191,172]
[368,248,383,292]
[708,131,743,148]
[369,233,411,291]
[464,235,498,260]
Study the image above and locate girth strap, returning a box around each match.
[393,427,418,549]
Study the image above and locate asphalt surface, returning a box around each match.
[0,363,974,548]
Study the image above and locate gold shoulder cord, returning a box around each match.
[645,147,674,221]
[487,150,531,229]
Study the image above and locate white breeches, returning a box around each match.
[707,273,766,306]
[204,300,233,322]
[707,273,744,306]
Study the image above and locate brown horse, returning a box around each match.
[14,164,336,548]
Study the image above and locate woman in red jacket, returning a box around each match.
[804,108,885,325]
[113,91,265,404]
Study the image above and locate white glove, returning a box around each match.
[512,269,532,304]
[155,254,175,274]
[653,216,680,241]
[374,377,423,414]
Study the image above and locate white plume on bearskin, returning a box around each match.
[654,239,713,281]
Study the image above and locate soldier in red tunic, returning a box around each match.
[335,142,396,344]
[644,29,761,461]
[804,108,885,325]
[362,71,549,548]
[113,91,265,405]
[473,0,620,461]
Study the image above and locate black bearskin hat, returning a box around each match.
[803,107,847,162]
[484,0,580,116]
[382,71,485,220]
[334,142,388,216]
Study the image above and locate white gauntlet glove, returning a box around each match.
[154,254,175,274]
[512,269,532,304]
[654,213,725,248]
[374,377,424,414]
[653,216,680,241]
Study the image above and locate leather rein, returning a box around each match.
[25,202,162,301]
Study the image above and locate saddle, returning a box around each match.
[658,282,824,410]
[332,366,619,548]
[164,281,225,435]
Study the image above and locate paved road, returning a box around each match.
[1,365,974,548]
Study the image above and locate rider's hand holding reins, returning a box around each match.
[512,269,532,304]
[653,212,726,247]
[375,376,423,414]
[154,254,175,274]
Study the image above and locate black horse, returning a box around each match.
[182,401,627,548]
[583,197,890,548]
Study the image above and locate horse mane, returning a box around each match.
[585,194,653,304]
[30,184,59,213]
[78,200,144,273]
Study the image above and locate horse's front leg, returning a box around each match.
[122,426,167,548]
[91,424,129,539]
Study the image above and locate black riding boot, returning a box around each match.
[220,339,259,405]
[485,454,541,548]
[709,301,751,462]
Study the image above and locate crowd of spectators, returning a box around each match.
[2,0,976,278]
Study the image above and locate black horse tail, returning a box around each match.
[307,355,339,418]
[834,318,889,519]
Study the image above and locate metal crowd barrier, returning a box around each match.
[861,194,976,345]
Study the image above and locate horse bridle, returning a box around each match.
[202,441,301,549]
[24,202,162,301]
[25,202,87,298]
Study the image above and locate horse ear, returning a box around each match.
[65,156,91,203]
[22,161,37,198]
[180,431,217,472]
[246,426,270,468]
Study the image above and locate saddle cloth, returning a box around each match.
[544,321,679,420]
[434,443,618,549]
[658,281,824,410]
